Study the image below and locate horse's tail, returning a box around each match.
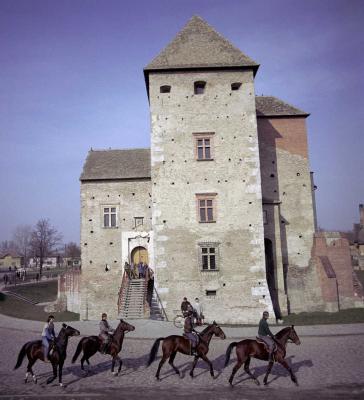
[147,337,164,367]
[224,342,238,367]
[14,342,29,370]
[72,338,87,363]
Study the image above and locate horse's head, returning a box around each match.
[117,319,135,333]
[62,323,80,337]
[211,320,226,340]
[288,325,301,345]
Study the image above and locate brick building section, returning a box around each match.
[313,232,363,310]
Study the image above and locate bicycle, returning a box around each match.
[173,311,186,328]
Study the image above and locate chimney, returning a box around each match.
[360,204,364,226]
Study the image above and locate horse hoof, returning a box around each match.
[59,383,64,387]
[113,372,118,376]
[255,379,260,386]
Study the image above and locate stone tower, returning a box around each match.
[144,16,273,323]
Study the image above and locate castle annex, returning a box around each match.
[76,17,361,323]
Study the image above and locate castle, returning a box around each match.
[76,16,362,323]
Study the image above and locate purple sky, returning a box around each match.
[0,0,363,244]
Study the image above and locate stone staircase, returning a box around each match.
[118,278,147,319]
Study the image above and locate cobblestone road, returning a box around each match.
[1,325,364,399]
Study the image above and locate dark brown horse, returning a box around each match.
[147,321,226,380]
[14,323,80,386]
[224,325,301,386]
[72,319,135,375]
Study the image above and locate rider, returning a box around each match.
[99,313,115,354]
[258,311,276,362]
[41,315,56,362]
[183,305,198,356]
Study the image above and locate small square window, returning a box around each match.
[206,290,216,296]
[194,81,206,95]
[134,217,144,228]
[160,85,171,93]
[231,82,242,91]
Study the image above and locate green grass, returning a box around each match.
[8,281,58,303]
[283,308,364,325]
[0,292,79,321]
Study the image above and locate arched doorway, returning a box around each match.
[131,246,149,265]
[264,238,281,319]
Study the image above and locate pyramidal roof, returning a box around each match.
[145,16,258,73]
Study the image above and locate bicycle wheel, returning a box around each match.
[173,315,184,328]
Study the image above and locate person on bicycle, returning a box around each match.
[180,297,192,317]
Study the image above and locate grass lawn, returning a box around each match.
[0,292,79,321]
[283,308,364,325]
[7,281,58,303]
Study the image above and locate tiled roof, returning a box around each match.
[145,16,258,72]
[256,96,309,117]
[80,149,151,181]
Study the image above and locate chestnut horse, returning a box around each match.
[72,319,135,375]
[14,323,80,386]
[224,325,301,386]
[147,321,226,380]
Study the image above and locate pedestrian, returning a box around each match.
[41,315,56,362]
[138,262,144,278]
[193,297,204,325]
[124,262,131,279]
[181,297,192,317]
[258,311,276,362]
[146,266,154,306]
[131,262,138,279]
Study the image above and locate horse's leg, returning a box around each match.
[46,363,57,384]
[228,358,243,386]
[80,355,86,371]
[156,353,168,381]
[244,357,260,386]
[168,351,180,377]
[263,361,274,385]
[199,353,215,378]
[278,358,298,386]
[58,361,64,387]
[118,356,123,374]
[112,355,122,376]
[111,356,116,374]
[189,356,199,378]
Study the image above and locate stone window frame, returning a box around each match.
[196,193,217,223]
[193,132,215,161]
[198,241,220,271]
[102,205,118,228]
[134,216,144,228]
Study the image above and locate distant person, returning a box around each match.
[258,311,276,362]
[181,297,192,317]
[124,262,131,279]
[41,315,56,362]
[193,297,204,326]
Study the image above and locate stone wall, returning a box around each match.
[148,69,273,324]
[80,179,151,320]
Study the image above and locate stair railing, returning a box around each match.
[143,274,151,318]
[118,270,129,314]
[153,286,169,321]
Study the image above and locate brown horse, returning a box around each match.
[147,321,226,380]
[14,323,80,386]
[224,325,301,386]
[72,319,135,375]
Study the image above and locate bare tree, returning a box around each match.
[12,225,32,267]
[30,219,62,276]
[64,242,81,258]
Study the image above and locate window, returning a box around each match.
[231,82,242,91]
[206,290,217,296]
[103,206,117,228]
[193,132,214,160]
[194,81,206,95]
[160,85,171,93]
[196,193,217,222]
[198,242,220,271]
[263,210,268,225]
[134,217,144,228]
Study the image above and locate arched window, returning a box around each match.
[160,85,171,93]
[231,82,242,91]
[194,81,206,95]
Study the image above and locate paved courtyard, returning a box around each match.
[0,317,364,399]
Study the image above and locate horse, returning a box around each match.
[147,321,226,380]
[72,319,135,375]
[14,323,80,386]
[224,325,301,386]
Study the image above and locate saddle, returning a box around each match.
[256,336,277,355]
[183,332,199,347]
